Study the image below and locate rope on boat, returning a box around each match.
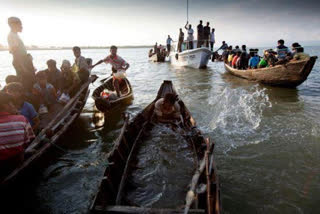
[43,137,68,154]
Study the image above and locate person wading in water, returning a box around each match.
[91,46,130,97]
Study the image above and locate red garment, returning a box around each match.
[232,56,239,67]
[0,112,35,161]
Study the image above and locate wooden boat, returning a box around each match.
[92,76,133,112]
[90,80,221,214]
[0,74,98,186]
[224,56,318,87]
[149,53,166,62]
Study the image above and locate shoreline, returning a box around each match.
[0,45,154,52]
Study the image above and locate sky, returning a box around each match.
[0,0,320,47]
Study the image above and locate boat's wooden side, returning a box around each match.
[90,80,221,214]
[0,75,98,186]
[224,56,317,87]
[92,77,133,112]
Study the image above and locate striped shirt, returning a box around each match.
[103,55,128,71]
[0,112,35,161]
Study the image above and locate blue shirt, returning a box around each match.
[249,56,260,68]
[19,102,38,126]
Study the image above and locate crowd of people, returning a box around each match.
[178,20,215,52]
[151,20,216,55]
[0,17,130,176]
[215,39,310,69]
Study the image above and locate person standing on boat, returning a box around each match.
[197,20,204,48]
[203,22,211,48]
[166,35,173,53]
[91,46,130,97]
[178,28,184,52]
[72,46,90,84]
[7,17,36,92]
[184,22,194,50]
[210,28,215,51]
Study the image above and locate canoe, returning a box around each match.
[92,76,133,112]
[0,74,98,186]
[90,80,221,214]
[149,53,166,62]
[224,56,318,87]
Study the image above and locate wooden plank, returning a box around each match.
[115,122,147,205]
[184,139,214,214]
[94,205,205,213]
[26,75,96,153]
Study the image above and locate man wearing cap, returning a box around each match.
[0,92,35,176]
[7,17,36,91]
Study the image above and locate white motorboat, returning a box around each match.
[169,40,212,69]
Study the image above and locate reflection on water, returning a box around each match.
[125,125,195,208]
[0,47,320,214]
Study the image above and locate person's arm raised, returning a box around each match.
[90,59,104,69]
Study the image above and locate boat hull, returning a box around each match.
[1,75,98,186]
[224,56,317,87]
[92,77,133,112]
[170,48,211,69]
[90,80,221,214]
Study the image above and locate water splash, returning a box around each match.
[207,85,272,149]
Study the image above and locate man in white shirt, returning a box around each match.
[7,17,35,91]
[210,28,215,51]
[184,22,194,50]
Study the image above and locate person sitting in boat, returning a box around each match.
[6,82,40,132]
[292,46,310,61]
[153,93,181,123]
[60,60,81,97]
[1,75,21,92]
[32,70,57,114]
[72,46,90,84]
[45,59,62,92]
[236,52,248,70]
[275,39,290,60]
[216,41,228,52]
[258,50,276,68]
[91,45,130,97]
[233,45,241,53]
[178,28,184,52]
[0,91,35,177]
[248,51,260,69]
[232,51,241,68]
[185,22,194,50]
[227,49,234,65]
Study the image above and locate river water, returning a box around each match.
[0,47,319,214]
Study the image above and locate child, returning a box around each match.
[32,70,57,114]
[6,82,40,132]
